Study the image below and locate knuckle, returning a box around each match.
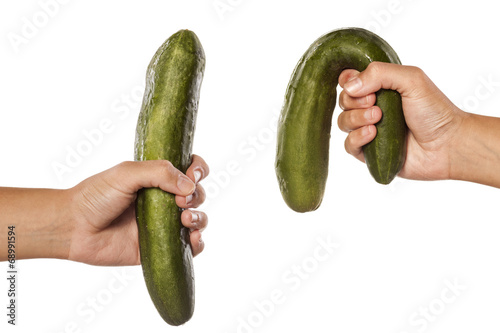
[158,159,174,169]
[198,184,206,197]
[337,112,348,132]
[408,66,427,83]
[192,155,209,178]
[201,163,210,178]
[198,157,210,176]
[344,135,354,155]
[366,61,383,77]
[155,160,178,185]
[203,163,210,177]
[348,110,358,126]
[195,185,206,203]
[339,91,346,110]
[337,112,344,130]
[116,160,133,170]
[157,160,175,175]
[111,161,134,178]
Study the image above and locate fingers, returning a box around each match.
[176,154,209,208]
[175,183,206,208]
[338,66,392,162]
[338,107,381,161]
[344,125,378,162]
[180,155,209,257]
[189,230,205,257]
[185,154,210,183]
[181,210,208,232]
[110,160,196,197]
[182,209,207,257]
[338,68,360,87]
[341,62,426,98]
[109,154,210,200]
[338,106,382,132]
[339,91,376,111]
[181,209,208,257]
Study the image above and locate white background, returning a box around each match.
[1,0,500,332]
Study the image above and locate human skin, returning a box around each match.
[0,155,209,266]
[337,62,500,188]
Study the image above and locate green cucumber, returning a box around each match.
[134,29,205,326]
[276,27,407,212]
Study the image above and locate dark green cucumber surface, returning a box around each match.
[276,28,407,212]
[134,29,205,326]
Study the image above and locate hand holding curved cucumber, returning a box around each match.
[276,28,407,212]
[338,62,500,188]
[337,62,466,181]
[67,157,209,266]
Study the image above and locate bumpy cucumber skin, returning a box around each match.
[276,28,406,212]
[134,30,205,326]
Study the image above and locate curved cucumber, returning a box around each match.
[276,28,407,212]
[134,29,205,326]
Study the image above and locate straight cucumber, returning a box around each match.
[134,29,205,326]
[276,28,407,212]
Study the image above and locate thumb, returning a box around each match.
[107,160,196,197]
[342,62,422,98]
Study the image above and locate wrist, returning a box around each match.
[3,188,76,261]
[448,110,474,182]
[447,111,500,187]
[53,188,77,260]
[28,188,76,260]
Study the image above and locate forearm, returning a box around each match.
[0,188,73,261]
[450,113,500,188]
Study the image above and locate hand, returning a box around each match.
[67,155,209,266]
[337,62,466,181]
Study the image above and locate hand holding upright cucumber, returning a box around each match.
[0,157,210,265]
[338,62,500,188]
[69,157,209,266]
[134,29,206,326]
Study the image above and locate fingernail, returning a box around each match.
[344,77,362,94]
[177,175,195,193]
[193,169,202,183]
[364,107,374,120]
[364,95,371,105]
[185,194,193,205]
[191,211,200,222]
[362,125,372,136]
